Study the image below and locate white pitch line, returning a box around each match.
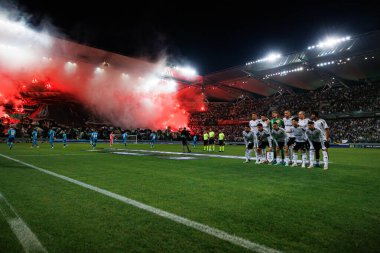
[12,154,95,157]
[0,192,47,253]
[128,149,248,159]
[0,153,282,253]
[118,149,330,164]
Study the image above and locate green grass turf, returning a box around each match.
[0,142,380,253]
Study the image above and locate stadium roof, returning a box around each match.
[198,31,380,101]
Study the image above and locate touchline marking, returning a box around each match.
[0,153,282,253]
[114,149,332,164]
[0,192,47,253]
[128,149,248,160]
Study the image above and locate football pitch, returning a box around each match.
[0,143,379,253]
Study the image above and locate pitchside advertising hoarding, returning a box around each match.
[350,143,380,148]
[363,145,380,148]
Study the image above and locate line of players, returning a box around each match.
[244,110,329,170]
[6,127,67,149]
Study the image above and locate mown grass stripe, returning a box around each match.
[0,153,283,253]
[0,192,47,253]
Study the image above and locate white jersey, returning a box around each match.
[314,118,329,141]
[271,128,287,143]
[254,129,273,147]
[249,119,260,133]
[289,126,307,142]
[259,119,270,132]
[306,128,326,149]
[283,117,294,137]
[298,118,309,130]
[242,130,255,145]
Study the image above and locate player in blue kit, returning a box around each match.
[62,130,67,148]
[193,134,197,148]
[31,128,39,148]
[150,131,157,148]
[7,126,16,149]
[91,130,98,149]
[48,128,55,149]
[122,131,128,147]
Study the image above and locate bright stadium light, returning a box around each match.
[94,67,104,74]
[308,35,351,50]
[264,66,303,78]
[246,52,282,65]
[64,61,77,74]
[173,66,197,77]
[121,73,129,80]
[265,53,282,62]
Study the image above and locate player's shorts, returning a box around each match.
[293,142,307,151]
[219,140,225,146]
[311,141,322,150]
[181,139,188,145]
[203,140,209,145]
[246,142,254,150]
[209,138,215,145]
[324,141,330,148]
[274,141,285,149]
[8,137,15,143]
[49,138,54,143]
[287,137,296,146]
[258,141,269,149]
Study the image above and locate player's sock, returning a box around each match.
[322,150,329,167]
[285,156,290,164]
[276,157,281,163]
[309,150,315,166]
[292,153,298,164]
[262,149,267,160]
[212,145,215,151]
[267,151,273,162]
[289,147,293,162]
[254,150,258,158]
[302,153,307,165]
[222,146,224,152]
[248,150,252,160]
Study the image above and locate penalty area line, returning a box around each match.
[0,153,283,253]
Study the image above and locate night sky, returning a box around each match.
[5,0,380,74]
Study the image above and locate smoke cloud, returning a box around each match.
[0,5,190,130]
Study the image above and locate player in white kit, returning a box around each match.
[283,110,294,164]
[310,111,330,168]
[249,113,261,163]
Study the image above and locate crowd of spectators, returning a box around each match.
[188,83,380,143]
[1,83,379,143]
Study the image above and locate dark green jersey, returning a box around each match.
[270,118,285,130]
